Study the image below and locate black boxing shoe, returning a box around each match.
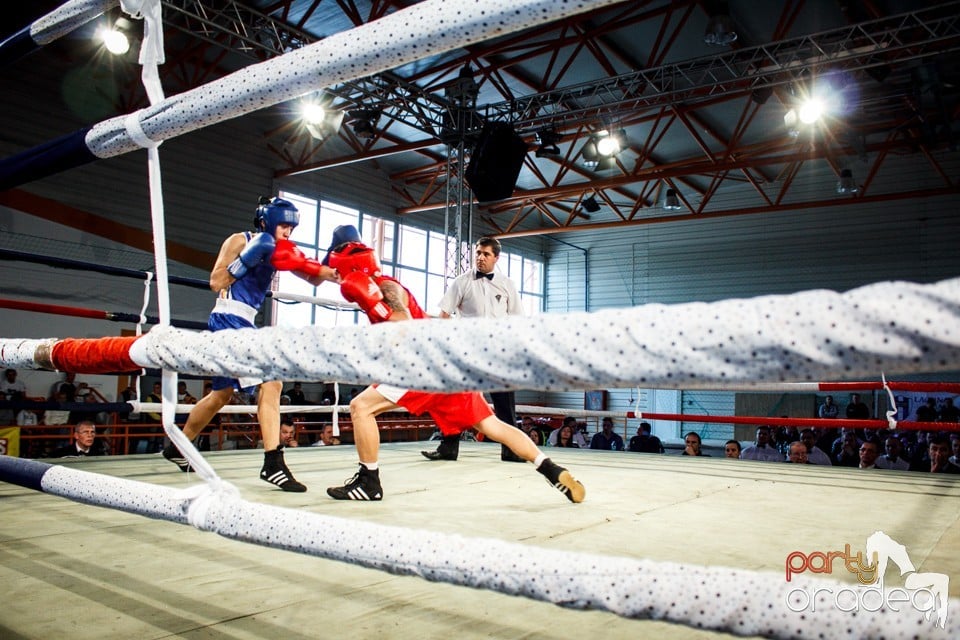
[327,465,383,501]
[260,449,307,492]
[421,433,460,461]
[500,444,525,463]
[537,458,586,503]
[162,444,192,473]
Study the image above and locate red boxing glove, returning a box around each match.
[272,239,322,278]
[340,271,392,323]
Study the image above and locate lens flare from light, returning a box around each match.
[99,27,129,55]
[596,135,621,156]
[798,97,825,124]
[301,102,326,124]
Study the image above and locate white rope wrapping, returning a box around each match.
[30,0,117,46]
[112,277,960,392]
[33,463,958,639]
[82,0,623,158]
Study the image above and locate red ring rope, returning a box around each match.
[626,412,957,432]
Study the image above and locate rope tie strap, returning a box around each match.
[181,480,242,532]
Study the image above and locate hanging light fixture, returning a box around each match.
[582,195,601,213]
[663,189,683,210]
[836,169,859,194]
[535,128,562,157]
[348,108,381,139]
[581,137,600,169]
[301,98,344,141]
[595,129,625,157]
[703,2,737,46]
[97,19,131,55]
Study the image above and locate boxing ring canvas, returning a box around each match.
[1,442,957,639]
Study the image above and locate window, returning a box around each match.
[272,190,544,327]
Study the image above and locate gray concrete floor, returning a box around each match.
[1,442,958,639]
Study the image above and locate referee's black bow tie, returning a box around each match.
[475,271,494,280]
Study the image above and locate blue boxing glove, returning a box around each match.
[227,233,276,279]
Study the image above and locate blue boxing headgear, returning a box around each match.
[255,197,299,236]
[322,224,362,265]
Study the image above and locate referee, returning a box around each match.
[423,236,525,462]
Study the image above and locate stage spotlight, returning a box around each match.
[836,169,859,194]
[301,99,344,140]
[581,138,600,169]
[798,97,825,124]
[582,196,601,213]
[663,189,683,210]
[535,128,562,158]
[348,108,381,139]
[97,26,129,55]
[596,131,623,156]
[704,3,737,46]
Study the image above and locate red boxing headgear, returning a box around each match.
[328,242,382,278]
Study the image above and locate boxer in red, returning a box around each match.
[322,227,585,503]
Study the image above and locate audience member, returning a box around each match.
[42,391,71,427]
[119,383,139,422]
[723,440,742,459]
[320,383,338,406]
[49,421,109,458]
[771,421,798,453]
[875,436,910,471]
[1,368,27,424]
[310,423,340,447]
[279,417,299,448]
[915,398,939,422]
[830,427,862,458]
[927,435,960,474]
[554,424,580,448]
[739,425,783,462]
[682,431,710,456]
[286,382,308,405]
[527,429,543,446]
[908,431,934,471]
[16,407,39,427]
[548,416,588,448]
[858,438,880,469]
[832,430,860,467]
[177,381,198,404]
[590,417,625,451]
[2,368,26,399]
[950,436,960,467]
[628,422,664,453]
[799,429,832,465]
[845,393,871,419]
[939,397,959,423]
[145,382,163,424]
[51,372,78,402]
[818,395,839,419]
[787,441,809,464]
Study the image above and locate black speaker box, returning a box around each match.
[465,122,528,203]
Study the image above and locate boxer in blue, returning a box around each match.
[163,196,339,491]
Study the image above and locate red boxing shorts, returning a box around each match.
[375,384,493,436]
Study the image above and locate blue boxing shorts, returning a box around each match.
[208,298,262,392]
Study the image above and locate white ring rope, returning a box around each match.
[29,0,116,46]
[16,461,954,639]
[2,278,958,391]
[82,0,625,159]
[120,276,960,392]
[270,289,359,310]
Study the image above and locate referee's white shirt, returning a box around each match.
[438,271,522,319]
